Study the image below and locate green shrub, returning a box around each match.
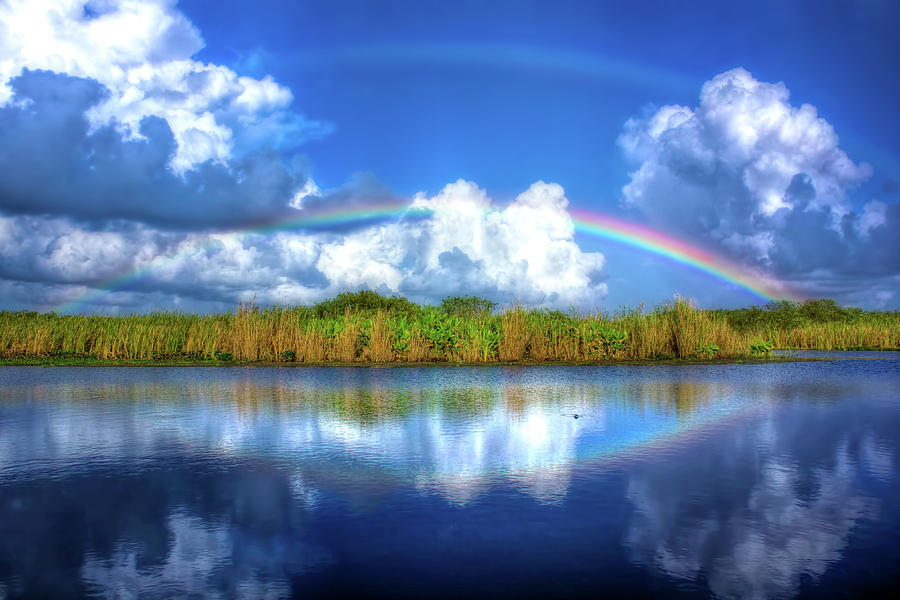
[441,295,497,318]
[749,340,773,357]
[696,343,720,359]
[314,290,420,317]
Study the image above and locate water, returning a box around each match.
[1,354,898,598]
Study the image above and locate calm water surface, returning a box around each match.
[1,354,899,598]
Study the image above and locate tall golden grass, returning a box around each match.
[1,298,897,363]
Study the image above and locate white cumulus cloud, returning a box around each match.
[318,180,606,307]
[0,181,606,313]
[618,67,899,302]
[0,0,322,172]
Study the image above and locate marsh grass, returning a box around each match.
[1,295,897,364]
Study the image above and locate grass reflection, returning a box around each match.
[1,373,736,422]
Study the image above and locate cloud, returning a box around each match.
[0,94,605,313]
[314,180,606,307]
[0,0,327,172]
[619,67,900,303]
[0,46,604,311]
[0,69,315,228]
[0,181,605,313]
[398,180,606,304]
[0,0,336,232]
[0,2,605,313]
[0,1,606,313]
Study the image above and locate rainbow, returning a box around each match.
[56,203,800,314]
[55,201,421,314]
[569,209,798,302]
[305,42,695,93]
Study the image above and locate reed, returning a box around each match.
[363,310,393,362]
[1,294,896,364]
[498,306,529,362]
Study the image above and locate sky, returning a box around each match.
[0,0,898,314]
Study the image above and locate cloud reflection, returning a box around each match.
[1,364,896,597]
[81,509,330,599]
[0,375,744,506]
[623,413,886,599]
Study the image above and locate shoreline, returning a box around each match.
[0,355,859,368]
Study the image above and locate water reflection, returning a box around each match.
[81,511,311,600]
[0,371,752,506]
[0,361,897,598]
[624,403,897,599]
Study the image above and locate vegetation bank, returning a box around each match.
[1,293,897,365]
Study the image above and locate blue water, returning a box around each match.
[1,354,898,598]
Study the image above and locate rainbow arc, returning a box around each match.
[57,203,800,314]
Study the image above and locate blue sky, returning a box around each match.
[0,0,898,312]
[180,0,900,197]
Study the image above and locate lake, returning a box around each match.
[1,354,898,598]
